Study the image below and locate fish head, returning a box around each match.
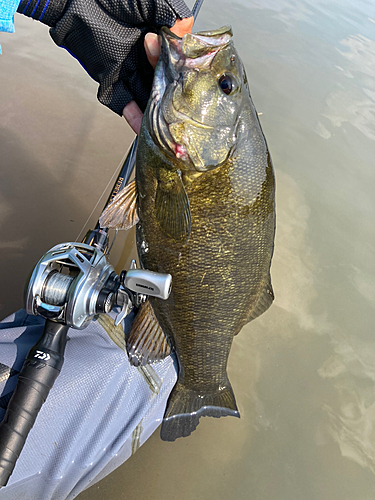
[148,26,247,172]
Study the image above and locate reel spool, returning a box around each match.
[25,242,118,329]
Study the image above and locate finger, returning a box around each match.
[122,100,143,135]
[145,16,194,68]
[144,33,160,69]
[127,16,194,133]
[170,16,194,37]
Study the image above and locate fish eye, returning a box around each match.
[218,74,235,95]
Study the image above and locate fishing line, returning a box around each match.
[75,147,131,242]
[0,0,208,488]
[77,0,204,242]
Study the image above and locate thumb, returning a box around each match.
[144,16,194,69]
[170,16,194,37]
[144,33,160,69]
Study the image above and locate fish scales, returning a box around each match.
[100,25,276,441]
[136,111,275,438]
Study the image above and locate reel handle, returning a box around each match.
[0,320,69,487]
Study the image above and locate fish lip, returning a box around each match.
[149,81,191,163]
[160,28,183,76]
[160,26,233,73]
[160,26,181,40]
[160,25,233,58]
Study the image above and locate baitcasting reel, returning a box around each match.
[0,238,172,488]
[24,241,172,329]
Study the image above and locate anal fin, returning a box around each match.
[99,179,139,230]
[126,300,171,366]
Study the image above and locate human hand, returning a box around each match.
[123,16,194,135]
[45,0,193,120]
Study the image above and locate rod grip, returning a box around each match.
[0,321,69,487]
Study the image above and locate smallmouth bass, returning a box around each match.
[100,26,275,441]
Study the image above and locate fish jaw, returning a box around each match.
[146,26,244,172]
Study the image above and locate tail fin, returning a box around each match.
[160,379,240,442]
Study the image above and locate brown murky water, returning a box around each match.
[1,0,375,498]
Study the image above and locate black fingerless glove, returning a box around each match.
[18,0,191,114]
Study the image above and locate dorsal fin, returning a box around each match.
[126,300,171,366]
[99,179,139,230]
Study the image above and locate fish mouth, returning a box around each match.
[160,25,233,60]
[149,61,213,165]
[148,26,234,167]
[149,80,233,171]
[149,75,190,163]
[149,84,217,168]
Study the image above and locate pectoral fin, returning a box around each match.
[127,300,171,366]
[155,170,191,241]
[99,179,139,230]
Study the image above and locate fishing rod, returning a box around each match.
[85,0,204,213]
[78,0,204,250]
[85,0,204,241]
[0,0,204,488]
